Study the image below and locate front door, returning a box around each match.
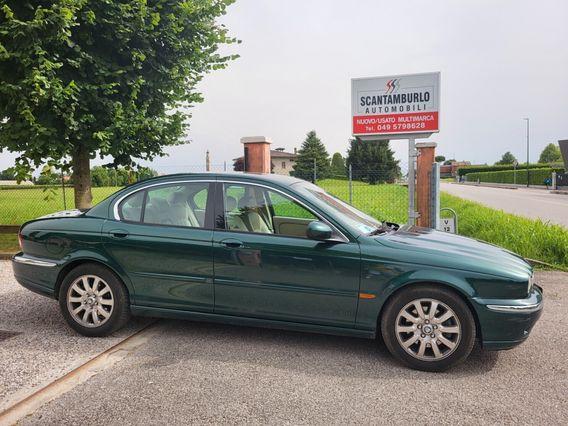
[102,180,215,312]
[212,182,361,327]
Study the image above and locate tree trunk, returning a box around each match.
[72,144,93,209]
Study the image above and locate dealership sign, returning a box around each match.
[351,72,440,137]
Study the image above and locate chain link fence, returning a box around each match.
[1,163,408,226]
[314,167,408,225]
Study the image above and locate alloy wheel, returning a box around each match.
[66,275,114,328]
[395,298,461,361]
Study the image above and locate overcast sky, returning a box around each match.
[1,0,567,173]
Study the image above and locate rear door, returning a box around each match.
[212,181,361,327]
[102,180,216,312]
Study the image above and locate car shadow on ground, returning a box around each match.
[140,319,500,380]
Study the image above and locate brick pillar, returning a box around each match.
[240,136,272,173]
[416,142,437,227]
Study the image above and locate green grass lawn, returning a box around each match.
[440,193,568,270]
[0,186,121,225]
[318,179,408,224]
[0,233,18,253]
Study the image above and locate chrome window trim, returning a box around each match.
[112,179,213,221]
[486,302,542,313]
[13,255,57,268]
[112,178,350,243]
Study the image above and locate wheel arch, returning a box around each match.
[376,279,482,342]
[55,257,133,302]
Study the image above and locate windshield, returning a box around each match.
[294,182,382,235]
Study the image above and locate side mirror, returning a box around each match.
[306,221,332,241]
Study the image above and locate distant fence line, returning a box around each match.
[0,165,408,227]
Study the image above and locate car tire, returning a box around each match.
[58,263,130,337]
[380,285,476,372]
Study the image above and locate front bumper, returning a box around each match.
[473,284,543,350]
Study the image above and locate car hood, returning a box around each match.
[375,225,532,280]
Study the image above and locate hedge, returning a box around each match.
[464,167,564,185]
[457,163,564,177]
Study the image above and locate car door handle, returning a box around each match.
[219,239,243,248]
[109,229,129,239]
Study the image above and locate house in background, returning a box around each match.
[233,147,297,175]
[440,160,471,178]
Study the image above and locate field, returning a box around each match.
[0,186,120,225]
[318,179,408,223]
[440,193,568,270]
[1,180,567,270]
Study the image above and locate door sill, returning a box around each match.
[131,305,376,339]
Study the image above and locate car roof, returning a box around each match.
[135,172,306,187]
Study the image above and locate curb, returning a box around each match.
[0,252,15,260]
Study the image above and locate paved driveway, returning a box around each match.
[441,183,568,227]
[0,260,566,424]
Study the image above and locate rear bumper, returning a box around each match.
[473,284,543,350]
[12,253,60,299]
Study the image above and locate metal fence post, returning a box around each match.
[313,158,317,183]
[430,162,440,229]
[348,164,353,205]
[61,170,67,210]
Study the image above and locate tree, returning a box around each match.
[443,159,456,165]
[0,167,16,180]
[330,152,346,176]
[233,157,244,172]
[495,151,517,165]
[346,139,400,184]
[291,131,330,181]
[538,143,562,164]
[0,1,237,208]
[435,155,446,163]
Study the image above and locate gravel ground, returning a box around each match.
[0,261,149,412]
[12,269,567,425]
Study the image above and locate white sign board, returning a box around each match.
[351,72,440,138]
[440,218,456,234]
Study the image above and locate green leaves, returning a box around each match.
[0,0,238,187]
[291,130,331,181]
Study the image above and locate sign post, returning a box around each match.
[351,72,440,225]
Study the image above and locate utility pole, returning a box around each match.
[523,118,530,187]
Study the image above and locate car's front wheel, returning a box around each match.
[381,285,476,372]
[59,263,130,337]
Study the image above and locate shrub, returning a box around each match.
[464,168,564,185]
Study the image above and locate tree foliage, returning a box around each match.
[291,131,330,181]
[0,166,16,180]
[330,152,346,176]
[346,138,400,184]
[538,143,562,164]
[0,0,237,207]
[435,155,446,163]
[90,165,157,187]
[495,151,517,165]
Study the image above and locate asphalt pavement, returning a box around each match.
[441,183,568,228]
[0,260,565,425]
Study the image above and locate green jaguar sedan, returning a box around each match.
[12,173,543,371]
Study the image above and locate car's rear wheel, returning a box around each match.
[381,285,476,372]
[59,263,130,337]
